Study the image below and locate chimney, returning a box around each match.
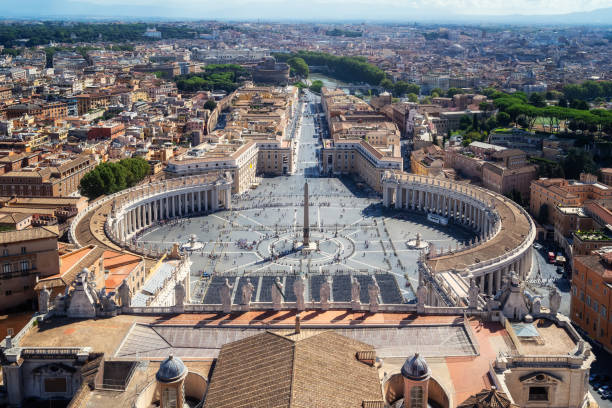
[294,313,301,334]
[356,350,376,366]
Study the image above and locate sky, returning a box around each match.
[4,0,612,21]
[54,0,611,15]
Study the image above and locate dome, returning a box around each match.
[156,355,187,383]
[401,353,430,381]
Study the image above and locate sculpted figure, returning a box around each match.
[368,280,380,313]
[320,277,331,310]
[117,279,131,307]
[351,276,361,310]
[241,278,255,308]
[271,277,284,311]
[468,276,479,309]
[293,275,306,311]
[38,285,50,314]
[220,278,233,314]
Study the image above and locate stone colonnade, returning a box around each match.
[111,176,232,242]
[382,172,535,298]
[383,174,498,241]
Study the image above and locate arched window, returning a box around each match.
[161,386,178,408]
[410,385,424,408]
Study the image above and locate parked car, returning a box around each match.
[533,243,543,250]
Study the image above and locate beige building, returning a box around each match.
[530,174,612,224]
[320,87,402,192]
[0,226,60,311]
[481,149,537,201]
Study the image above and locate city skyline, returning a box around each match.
[3,0,612,23]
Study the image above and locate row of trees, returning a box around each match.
[174,64,246,93]
[379,78,420,97]
[0,22,211,47]
[325,28,363,37]
[529,148,598,180]
[563,80,612,101]
[492,92,612,134]
[274,51,386,86]
[79,158,150,200]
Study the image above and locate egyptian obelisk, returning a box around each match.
[303,182,310,246]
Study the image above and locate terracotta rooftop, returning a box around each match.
[0,225,58,245]
[203,330,383,408]
[458,388,518,408]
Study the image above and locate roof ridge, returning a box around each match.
[288,335,298,408]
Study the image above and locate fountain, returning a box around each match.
[181,234,204,251]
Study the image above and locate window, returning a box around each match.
[2,249,7,256]
[587,295,591,306]
[529,387,548,401]
[21,246,26,254]
[410,386,424,408]
[162,387,178,408]
[603,306,607,318]
[20,260,29,271]
[580,291,585,301]
[3,263,10,273]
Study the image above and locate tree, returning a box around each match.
[430,87,443,96]
[204,99,217,110]
[407,93,418,103]
[286,57,309,78]
[446,87,464,98]
[379,78,393,91]
[558,97,568,108]
[392,81,419,97]
[495,112,511,127]
[309,80,323,93]
[528,92,546,108]
[562,148,598,180]
[459,115,472,130]
[79,158,150,199]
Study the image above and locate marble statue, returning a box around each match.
[271,277,284,311]
[220,278,233,314]
[98,288,117,313]
[531,297,541,315]
[293,275,306,311]
[417,281,428,313]
[368,280,380,313]
[241,278,255,309]
[38,285,50,314]
[320,277,331,310]
[351,276,361,310]
[117,279,131,308]
[549,287,561,315]
[468,276,479,309]
[175,281,186,308]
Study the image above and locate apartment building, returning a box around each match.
[481,149,537,200]
[571,247,612,352]
[0,226,60,311]
[0,154,96,197]
[530,174,612,224]
[166,141,258,194]
[320,87,402,192]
